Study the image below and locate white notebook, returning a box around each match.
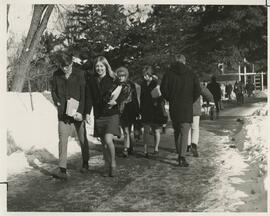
[66,98,79,117]
[110,85,123,101]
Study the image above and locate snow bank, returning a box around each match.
[7,152,31,175]
[6,92,87,162]
[254,89,268,98]
[6,92,61,158]
[234,104,268,191]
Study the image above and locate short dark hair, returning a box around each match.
[211,76,217,82]
[54,52,73,67]
[142,65,153,76]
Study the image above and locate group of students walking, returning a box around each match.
[51,53,214,180]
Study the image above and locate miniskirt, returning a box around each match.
[94,114,121,138]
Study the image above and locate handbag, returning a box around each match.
[154,97,168,124]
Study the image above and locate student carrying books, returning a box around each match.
[51,52,89,180]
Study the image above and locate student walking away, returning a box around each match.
[85,56,128,177]
[140,66,167,157]
[51,52,89,180]
[245,80,255,97]
[115,67,140,157]
[187,83,213,157]
[207,76,222,119]
[160,54,201,167]
[234,80,245,104]
[225,83,233,100]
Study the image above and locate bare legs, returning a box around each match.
[143,125,151,154]
[101,133,116,176]
[143,125,161,155]
[153,129,160,152]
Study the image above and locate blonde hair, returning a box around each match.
[115,66,129,79]
[175,54,186,64]
[93,56,116,79]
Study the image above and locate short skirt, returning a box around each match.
[94,114,121,138]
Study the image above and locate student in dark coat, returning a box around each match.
[140,66,165,157]
[207,76,222,118]
[160,54,201,167]
[51,52,89,180]
[85,56,128,177]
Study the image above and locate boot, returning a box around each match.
[191,143,199,157]
[122,148,128,157]
[178,156,189,167]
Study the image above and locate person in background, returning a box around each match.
[225,82,233,100]
[220,83,226,110]
[234,80,245,104]
[140,66,164,157]
[187,83,213,157]
[245,80,255,97]
[115,66,140,157]
[51,52,89,180]
[207,76,222,119]
[85,56,125,177]
[160,54,201,167]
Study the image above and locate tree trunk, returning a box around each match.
[7,4,10,32]
[11,5,54,92]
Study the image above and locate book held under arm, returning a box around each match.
[110,85,123,101]
[151,85,162,98]
[66,98,79,117]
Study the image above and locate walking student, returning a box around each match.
[160,54,201,167]
[207,76,222,119]
[187,83,213,157]
[85,56,126,177]
[51,52,89,180]
[140,66,166,157]
[234,80,245,104]
[115,66,140,157]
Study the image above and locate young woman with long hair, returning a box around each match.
[85,56,121,177]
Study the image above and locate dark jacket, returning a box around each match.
[207,81,221,101]
[140,79,161,124]
[120,80,140,125]
[85,74,121,118]
[193,84,214,116]
[51,64,85,122]
[160,62,201,123]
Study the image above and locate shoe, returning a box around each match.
[109,166,117,177]
[153,150,159,155]
[144,152,149,158]
[186,145,191,152]
[178,156,189,167]
[191,143,199,157]
[80,167,89,173]
[122,149,128,157]
[128,147,134,154]
[52,168,68,180]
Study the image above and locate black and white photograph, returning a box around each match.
[0,0,268,213]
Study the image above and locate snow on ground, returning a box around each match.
[195,101,268,212]
[7,92,60,157]
[234,104,268,186]
[6,92,87,176]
